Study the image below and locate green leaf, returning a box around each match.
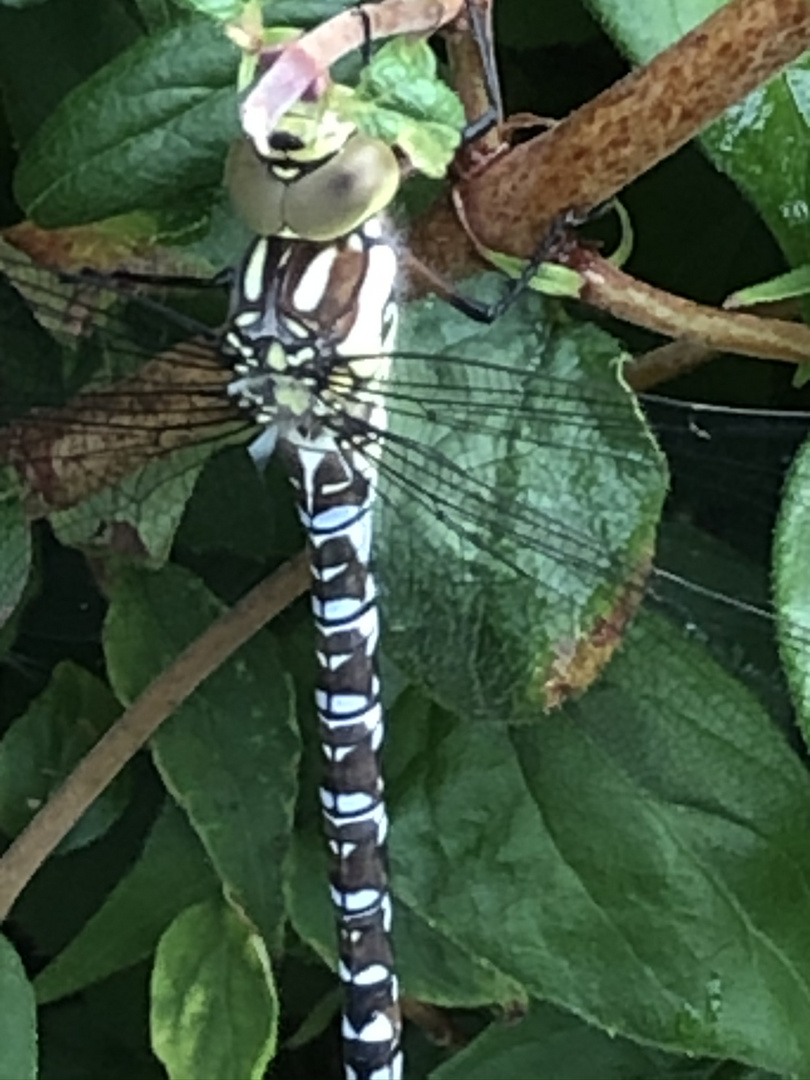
[285,828,528,1010]
[104,563,300,951]
[0,661,130,851]
[0,473,29,633]
[346,38,465,178]
[357,38,464,131]
[0,936,36,1080]
[430,999,672,1080]
[585,0,725,59]
[383,277,667,722]
[0,0,144,144]
[130,0,189,34]
[151,898,277,1080]
[284,984,341,1051]
[175,448,301,562]
[14,19,240,226]
[0,261,74,415]
[390,612,810,1076]
[775,435,810,731]
[50,443,219,566]
[727,263,810,307]
[703,67,810,267]
[585,1,810,266]
[179,0,245,19]
[35,800,220,1004]
[476,250,586,297]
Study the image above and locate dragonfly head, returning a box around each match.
[226,103,401,243]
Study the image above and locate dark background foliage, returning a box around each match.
[0,1,807,1078]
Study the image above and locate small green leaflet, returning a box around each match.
[333,37,465,178]
[726,264,810,308]
[0,936,36,1080]
[151,898,278,1080]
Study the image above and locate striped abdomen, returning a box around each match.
[280,438,401,1079]
[225,220,401,1078]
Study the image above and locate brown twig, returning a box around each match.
[460,0,810,258]
[571,250,810,367]
[409,0,810,367]
[443,0,502,163]
[624,340,718,392]
[401,997,471,1050]
[0,553,310,922]
[624,299,805,390]
[412,0,810,281]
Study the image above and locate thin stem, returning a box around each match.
[0,553,310,922]
[573,251,810,368]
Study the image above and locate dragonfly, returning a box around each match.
[3,29,810,1080]
[5,231,810,1074]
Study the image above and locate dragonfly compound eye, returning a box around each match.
[225,137,287,237]
[225,134,400,243]
[284,134,400,242]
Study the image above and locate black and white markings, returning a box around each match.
[292,246,338,311]
[223,210,403,1077]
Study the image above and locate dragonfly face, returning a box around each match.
[225,122,401,242]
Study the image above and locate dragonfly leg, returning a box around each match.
[351,3,374,67]
[75,265,234,291]
[457,0,503,148]
[410,213,574,325]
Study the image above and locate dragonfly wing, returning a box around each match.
[775,438,810,731]
[374,280,668,721]
[0,253,248,576]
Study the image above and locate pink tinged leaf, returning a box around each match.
[240,45,328,156]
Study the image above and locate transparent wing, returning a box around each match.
[324,279,808,721]
[1,252,807,724]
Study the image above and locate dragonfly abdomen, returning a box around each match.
[225,207,401,1077]
[284,438,401,1078]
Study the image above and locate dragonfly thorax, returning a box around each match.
[223,222,398,444]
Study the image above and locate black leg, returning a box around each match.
[437,216,573,325]
[460,109,500,148]
[352,4,373,67]
[74,266,234,292]
[458,0,503,149]
[55,265,232,340]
